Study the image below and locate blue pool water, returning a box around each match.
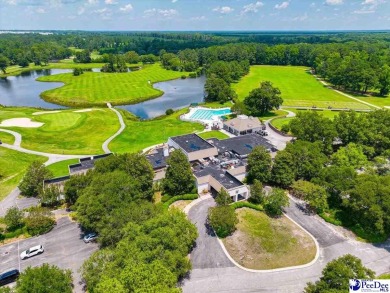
[189,108,231,120]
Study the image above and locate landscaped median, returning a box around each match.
[209,201,318,271]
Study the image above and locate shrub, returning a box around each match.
[181,75,187,79]
[161,195,172,203]
[208,205,238,238]
[165,108,174,115]
[231,201,263,211]
[215,189,232,206]
[189,72,197,78]
[24,207,55,236]
[264,188,289,217]
[4,207,24,231]
[163,194,198,208]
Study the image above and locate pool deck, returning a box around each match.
[181,106,232,127]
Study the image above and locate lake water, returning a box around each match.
[0,69,205,118]
[118,76,206,119]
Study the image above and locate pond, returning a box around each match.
[118,76,206,119]
[0,69,206,119]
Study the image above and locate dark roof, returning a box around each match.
[193,166,244,190]
[170,133,215,153]
[69,154,113,174]
[208,134,276,156]
[146,148,167,170]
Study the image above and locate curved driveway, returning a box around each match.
[182,198,390,293]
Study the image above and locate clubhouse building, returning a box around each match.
[146,132,276,202]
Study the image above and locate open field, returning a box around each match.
[198,131,229,140]
[233,66,372,110]
[0,107,119,155]
[271,109,341,130]
[110,109,203,153]
[223,208,316,270]
[0,147,46,201]
[351,93,390,108]
[37,63,187,107]
[47,158,79,177]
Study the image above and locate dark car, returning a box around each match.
[0,269,19,286]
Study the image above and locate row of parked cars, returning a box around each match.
[0,233,97,287]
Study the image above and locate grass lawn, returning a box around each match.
[0,147,46,201]
[223,208,316,270]
[198,131,229,140]
[0,131,15,144]
[1,62,105,78]
[0,107,119,155]
[47,158,80,177]
[351,93,390,108]
[110,109,203,153]
[36,63,187,107]
[233,66,372,110]
[378,273,390,279]
[270,109,341,130]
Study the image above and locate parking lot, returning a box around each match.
[0,216,98,292]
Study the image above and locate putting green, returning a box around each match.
[0,147,46,201]
[0,107,119,155]
[37,63,187,107]
[110,109,203,153]
[233,66,372,110]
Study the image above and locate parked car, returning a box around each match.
[83,233,97,243]
[0,269,19,286]
[20,245,44,260]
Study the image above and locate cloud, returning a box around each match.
[119,3,133,12]
[352,9,375,13]
[275,1,289,9]
[172,0,178,2]
[144,8,178,18]
[190,15,206,21]
[36,7,45,13]
[212,6,234,14]
[77,6,85,15]
[241,2,264,14]
[87,0,98,4]
[325,0,343,5]
[105,0,117,4]
[292,12,308,21]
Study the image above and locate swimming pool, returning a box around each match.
[189,108,231,121]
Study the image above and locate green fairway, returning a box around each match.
[271,109,341,130]
[47,158,79,177]
[0,147,46,201]
[110,109,203,153]
[233,66,372,110]
[0,132,15,144]
[0,107,119,155]
[352,94,390,108]
[37,63,187,107]
[198,131,229,140]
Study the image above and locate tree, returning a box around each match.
[19,161,52,197]
[247,146,272,184]
[163,149,195,196]
[249,179,265,204]
[204,76,237,103]
[215,188,232,206]
[264,188,288,216]
[208,205,238,238]
[291,180,328,213]
[73,68,83,76]
[244,81,283,116]
[4,207,24,231]
[64,174,91,206]
[304,254,375,293]
[378,64,390,96]
[24,207,55,236]
[39,184,61,207]
[0,55,10,74]
[124,51,139,64]
[207,61,233,83]
[16,263,73,293]
[271,151,296,187]
[331,143,368,169]
[289,111,336,153]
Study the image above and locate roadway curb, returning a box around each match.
[184,194,212,215]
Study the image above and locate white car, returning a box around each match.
[20,245,44,260]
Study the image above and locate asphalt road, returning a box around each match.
[182,198,390,293]
[0,217,97,292]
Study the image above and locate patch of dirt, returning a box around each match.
[169,200,193,211]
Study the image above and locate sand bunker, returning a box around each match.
[0,118,44,128]
[74,109,93,113]
[33,110,62,115]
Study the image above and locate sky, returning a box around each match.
[0,0,389,31]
